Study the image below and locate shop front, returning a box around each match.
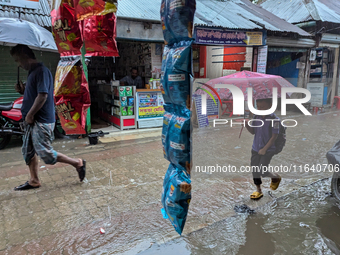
[191,27,267,122]
[88,18,165,131]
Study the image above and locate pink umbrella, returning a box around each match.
[195,71,295,100]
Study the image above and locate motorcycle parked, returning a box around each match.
[0,96,65,150]
[326,141,340,201]
[331,172,340,201]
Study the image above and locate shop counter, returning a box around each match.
[136,89,164,128]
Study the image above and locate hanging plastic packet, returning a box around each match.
[168,106,191,169]
[163,41,193,107]
[161,163,191,235]
[81,13,119,57]
[51,0,83,56]
[74,0,117,21]
[160,0,196,45]
[162,104,174,161]
[55,97,89,134]
[54,61,82,97]
[161,45,172,104]
[161,163,177,206]
[54,57,91,135]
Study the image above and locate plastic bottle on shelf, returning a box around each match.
[149,78,153,89]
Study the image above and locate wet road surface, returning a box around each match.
[140,179,340,255]
[0,111,339,254]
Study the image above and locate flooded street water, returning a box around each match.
[141,179,340,255]
[0,111,339,254]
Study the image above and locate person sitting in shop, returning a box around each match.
[120,67,143,88]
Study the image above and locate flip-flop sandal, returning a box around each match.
[250,191,263,200]
[270,175,282,191]
[77,159,86,182]
[14,181,40,191]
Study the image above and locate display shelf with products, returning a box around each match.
[111,85,136,130]
[98,83,137,130]
[309,48,329,82]
[114,42,153,85]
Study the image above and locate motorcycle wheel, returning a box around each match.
[0,118,11,150]
[0,134,11,150]
[331,171,340,201]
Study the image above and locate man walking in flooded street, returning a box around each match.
[10,44,86,190]
[245,98,281,199]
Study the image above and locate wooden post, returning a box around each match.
[191,98,198,128]
[304,49,311,89]
[331,47,340,106]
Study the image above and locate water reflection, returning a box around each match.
[141,179,340,255]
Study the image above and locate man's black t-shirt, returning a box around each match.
[21,63,55,123]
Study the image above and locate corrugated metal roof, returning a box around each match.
[0,0,311,36]
[0,1,51,28]
[193,0,310,36]
[117,0,161,21]
[117,0,310,36]
[260,0,340,24]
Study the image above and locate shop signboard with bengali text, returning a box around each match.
[136,92,165,119]
[138,106,165,119]
[0,0,40,9]
[194,27,266,46]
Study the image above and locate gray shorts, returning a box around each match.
[22,121,58,165]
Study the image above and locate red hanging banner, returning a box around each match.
[81,13,119,57]
[74,0,117,21]
[54,57,91,135]
[51,1,83,56]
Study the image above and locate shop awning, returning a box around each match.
[321,33,340,44]
[267,37,316,48]
[116,18,164,42]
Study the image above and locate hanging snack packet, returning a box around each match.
[51,1,83,56]
[54,59,82,97]
[168,107,191,169]
[161,45,172,104]
[160,0,196,45]
[74,0,117,21]
[54,57,91,135]
[161,163,177,206]
[163,41,193,106]
[55,97,90,135]
[162,104,174,161]
[81,13,119,57]
[161,164,191,235]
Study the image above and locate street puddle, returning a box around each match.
[140,179,340,255]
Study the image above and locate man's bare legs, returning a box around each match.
[28,153,83,187]
[28,155,40,187]
[57,153,83,169]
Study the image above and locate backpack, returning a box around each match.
[254,114,286,154]
[269,115,286,154]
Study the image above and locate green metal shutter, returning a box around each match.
[0,46,26,103]
[0,45,60,104]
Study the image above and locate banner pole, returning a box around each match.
[81,43,91,133]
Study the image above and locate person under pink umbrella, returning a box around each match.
[194,71,293,199]
[244,98,281,200]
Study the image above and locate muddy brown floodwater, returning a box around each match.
[140,179,340,255]
[0,110,339,254]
